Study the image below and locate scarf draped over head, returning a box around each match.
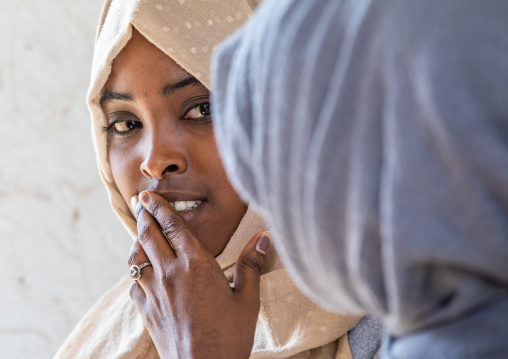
[212,0,508,357]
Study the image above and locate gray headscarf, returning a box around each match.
[212,0,508,357]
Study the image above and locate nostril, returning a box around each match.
[166,164,179,172]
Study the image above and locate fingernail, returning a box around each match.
[256,235,271,255]
[130,195,138,210]
[139,191,150,207]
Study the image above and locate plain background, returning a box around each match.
[0,1,131,358]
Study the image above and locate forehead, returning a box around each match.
[104,29,190,93]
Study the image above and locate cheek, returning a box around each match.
[201,138,247,208]
[109,146,141,206]
[197,136,230,182]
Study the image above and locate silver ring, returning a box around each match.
[129,262,152,281]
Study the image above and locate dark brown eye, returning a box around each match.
[184,102,211,120]
[113,119,141,133]
[103,113,143,137]
[199,102,210,116]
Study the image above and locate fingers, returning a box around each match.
[128,229,155,281]
[128,240,150,305]
[233,231,271,302]
[135,206,177,265]
[128,239,151,268]
[138,191,202,257]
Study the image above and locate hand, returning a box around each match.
[128,190,271,359]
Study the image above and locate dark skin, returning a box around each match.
[102,29,271,358]
[102,29,247,257]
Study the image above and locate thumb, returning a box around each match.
[233,231,272,301]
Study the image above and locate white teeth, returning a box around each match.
[170,200,203,212]
[174,201,187,211]
[186,201,198,208]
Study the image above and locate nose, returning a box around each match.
[140,131,187,179]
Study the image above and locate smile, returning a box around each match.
[170,200,203,212]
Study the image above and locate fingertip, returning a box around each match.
[255,231,271,255]
[233,232,271,298]
[139,191,151,207]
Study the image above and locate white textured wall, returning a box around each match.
[0,2,132,358]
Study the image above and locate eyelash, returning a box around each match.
[102,101,211,137]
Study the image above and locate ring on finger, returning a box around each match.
[129,262,152,281]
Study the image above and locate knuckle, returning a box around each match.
[127,245,142,266]
[160,214,185,239]
[137,222,153,246]
[238,255,263,275]
[150,200,163,218]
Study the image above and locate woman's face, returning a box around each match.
[101,30,247,257]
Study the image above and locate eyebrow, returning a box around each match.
[100,76,202,107]
[162,76,202,97]
[99,91,133,107]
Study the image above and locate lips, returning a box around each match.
[172,199,206,224]
[151,191,207,223]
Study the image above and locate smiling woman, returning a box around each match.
[101,29,247,256]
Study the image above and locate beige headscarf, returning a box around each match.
[54,1,362,358]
